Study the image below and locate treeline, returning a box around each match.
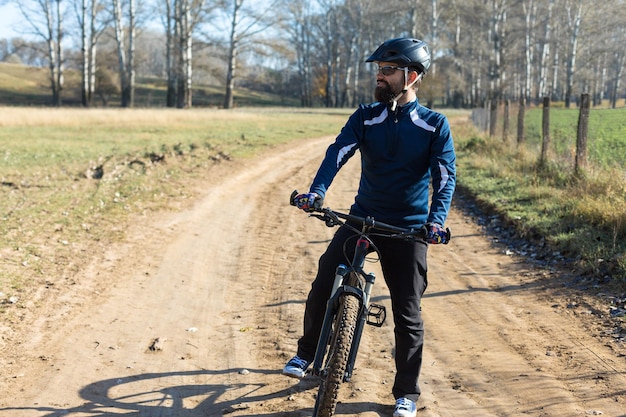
[1,0,624,109]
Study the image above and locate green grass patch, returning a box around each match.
[455,121,626,289]
[521,106,626,169]
[0,107,351,299]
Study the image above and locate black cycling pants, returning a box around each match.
[297,224,428,402]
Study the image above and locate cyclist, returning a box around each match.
[284,37,456,417]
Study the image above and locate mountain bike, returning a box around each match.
[290,191,449,417]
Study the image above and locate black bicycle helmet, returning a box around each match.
[366,37,431,74]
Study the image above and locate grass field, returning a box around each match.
[0,107,352,300]
[523,106,626,169]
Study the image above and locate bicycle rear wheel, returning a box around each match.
[313,292,360,417]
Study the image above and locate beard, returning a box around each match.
[375,82,399,103]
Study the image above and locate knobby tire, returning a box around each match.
[313,293,360,417]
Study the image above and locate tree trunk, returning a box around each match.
[610,32,625,108]
[127,0,136,107]
[44,0,59,105]
[81,0,89,107]
[224,0,242,109]
[89,1,98,106]
[522,0,535,100]
[502,99,509,142]
[538,0,554,99]
[517,95,526,145]
[113,0,129,107]
[181,1,192,109]
[55,0,64,106]
[323,8,334,108]
[165,0,177,108]
[564,0,582,108]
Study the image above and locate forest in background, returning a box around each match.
[0,0,624,110]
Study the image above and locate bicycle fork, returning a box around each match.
[312,263,387,382]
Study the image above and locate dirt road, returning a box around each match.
[1,136,624,417]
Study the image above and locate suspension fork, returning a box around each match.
[344,270,376,382]
[312,264,365,376]
[312,236,377,380]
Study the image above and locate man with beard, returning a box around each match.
[283,37,456,417]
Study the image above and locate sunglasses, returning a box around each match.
[376,65,408,76]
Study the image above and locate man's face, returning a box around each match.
[374,61,405,103]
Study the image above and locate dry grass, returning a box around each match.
[0,107,352,305]
[454,119,626,288]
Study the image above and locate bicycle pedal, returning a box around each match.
[366,303,386,327]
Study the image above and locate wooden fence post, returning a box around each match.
[489,99,498,137]
[517,96,525,145]
[540,96,550,167]
[502,99,510,142]
[575,93,590,176]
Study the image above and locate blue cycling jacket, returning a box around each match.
[309,98,456,228]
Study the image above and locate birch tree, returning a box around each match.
[16,0,66,105]
[609,25,625,108]
[563,0,583,108]
[537,0,554,100]
[521,0,535,101]
[111,0,136,107]
[284,0,314,106]
[77,0,105,107]
[489,0,509,100]
[223,0,242,109]
[163,0,209,108]
[220,0,281,109]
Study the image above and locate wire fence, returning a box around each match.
[470,97,626,174]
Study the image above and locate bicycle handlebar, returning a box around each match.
[290,190,432,241]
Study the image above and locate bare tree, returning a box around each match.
[164,0,176,107]
[111,0,136,107]
[77,0,106,107]
[609,26,625,108]
[284,0,314,106]
[221,0,281,109]
[488,0,509,101]
[4,0,625,111]
[537,0,554,100]
[521,0,535,101]
[563,0,583,108]
[223,0,241,109]
[15,0,66,105]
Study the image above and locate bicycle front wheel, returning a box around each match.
[313,292,360,417]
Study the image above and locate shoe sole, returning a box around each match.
[282,370,306,379]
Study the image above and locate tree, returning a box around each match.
[162,0,213,108]
[284,0,314,106]
[111,0,136,107]
[77,0,106,107]
[221,0,280,109]
[15,0,66,105]
[563,0,583,108]
[537,0,554,100]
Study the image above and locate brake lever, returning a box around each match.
[310,210,341,228]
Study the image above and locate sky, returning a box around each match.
[0,3,23,40]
